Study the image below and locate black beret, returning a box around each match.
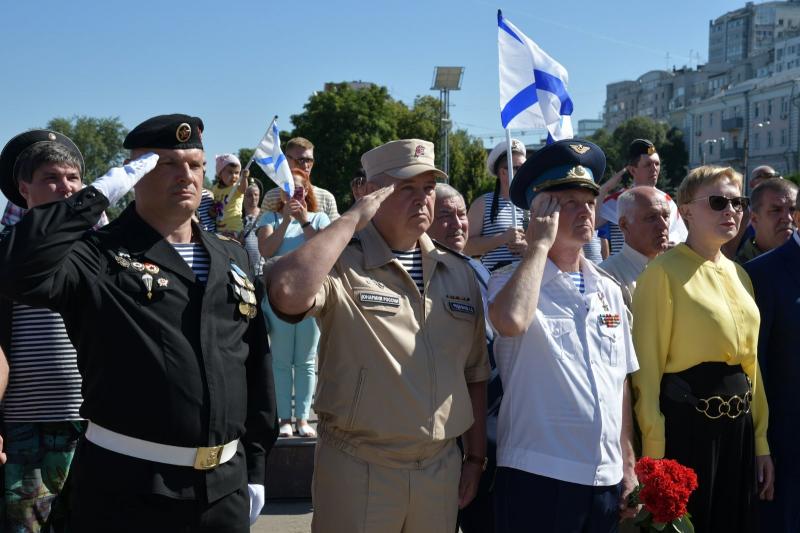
[123,114,204,150]
[0,129,84,208]
[627,138,656,163]
[509,139,605,210]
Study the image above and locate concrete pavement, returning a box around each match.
[252,500,313,533]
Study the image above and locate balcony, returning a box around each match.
[721,117,744,131]
[720,147,745,160]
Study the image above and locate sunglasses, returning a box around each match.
[288,155,314,166]
[689,195,749,212]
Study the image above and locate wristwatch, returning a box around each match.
[462,453,488,471]
[301,221,312,228]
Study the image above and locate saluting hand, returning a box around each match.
[526,192,560,251]
[92,152,160,205]
[0,434,7,465]
[346,184,395,231]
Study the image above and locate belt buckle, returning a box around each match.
[194,444,224,470]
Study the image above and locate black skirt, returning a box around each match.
[660,362,758,533]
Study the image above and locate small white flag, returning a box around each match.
[253,121,294,197]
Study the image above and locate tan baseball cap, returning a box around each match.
[361,139,447,181]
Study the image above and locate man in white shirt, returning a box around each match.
[489,139,639,533]
[600,186,670,300]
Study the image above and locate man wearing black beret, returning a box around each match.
[597,139,687,256]
[488,139,639,532]
[0,114,277,532]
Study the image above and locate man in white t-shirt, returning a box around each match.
[489,139,639,532]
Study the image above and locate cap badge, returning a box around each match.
[47,133,56,141]
[176,123,192,143]
[414,145,425,158]
[569,144,590,155]
[566,165,588,179]
[646,145,656,155]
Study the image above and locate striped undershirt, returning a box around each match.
[480,192,525,272]
[4,304,82,421]
[392,248,424,293]
[568,271,586,294]
[601,222,625,256]
[173,243,211,284]
[198,190,216,233]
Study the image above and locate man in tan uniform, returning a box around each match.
[268,139,489,532]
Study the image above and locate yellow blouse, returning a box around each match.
[631,244,769,458]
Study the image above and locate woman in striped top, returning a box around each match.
[465,139,528,271]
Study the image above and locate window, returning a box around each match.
[709,112,714,127]
[754,133,761,150]
[768,100,773,116]
[783,96,790,114]
[754,103,760,117]
[781,129,787,145]
[709,143,714,155]
[768,131,773,148]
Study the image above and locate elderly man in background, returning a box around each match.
[599,186,670,300]
[268,140,489,533]
[735,178,797,264]
[428,183,502,533]
[745,190,800,532]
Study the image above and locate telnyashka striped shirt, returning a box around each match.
[173,243,210,284]
[4,304,83,421]
[600,222,625,257]
[198,189,216,233]
[392,248,424,293]
[568,271,586,294]
[480,192,525,272]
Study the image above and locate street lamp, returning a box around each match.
[743,119,770,189]
[431,66,464,177]
[701,137,725,165]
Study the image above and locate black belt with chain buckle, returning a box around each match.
[661,373,752,420]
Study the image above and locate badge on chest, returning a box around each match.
[229,262,257,319]
[113,251,169,301]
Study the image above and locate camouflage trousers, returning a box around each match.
[1,421,83,533]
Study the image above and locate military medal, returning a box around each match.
[131,261,144,272]
[157,277,169,288]
[141,273,154,300]
[115,255,131,268]
[248,305,257,319]
[598,313,621,328]
[238,301,251,318]
[231,263,256,290]
[230,270,246,287]
[144,263,160,274]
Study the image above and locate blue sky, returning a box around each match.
[1,0,737,166]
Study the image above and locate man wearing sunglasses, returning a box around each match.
[736,178,798,264]
[261,137,339,220]
[745,187,800,533]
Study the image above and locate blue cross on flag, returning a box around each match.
[253,121,294,197]
[498,10,574,142]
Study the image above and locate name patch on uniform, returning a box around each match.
[448,301,475,315]
[359,292,400,307]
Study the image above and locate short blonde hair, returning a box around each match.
[285,137,314,152]
[676,166,743,206]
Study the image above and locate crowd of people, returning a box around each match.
[0,116,796,533]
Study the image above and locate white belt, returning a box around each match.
[85,421,239,470]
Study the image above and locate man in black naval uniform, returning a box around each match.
[0,115,277,532]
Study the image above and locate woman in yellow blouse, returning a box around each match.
[631,166,774,532]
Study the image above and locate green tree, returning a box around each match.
[46,115,129,218]
[589,117,688,194]
[46,116,128,183]
[275,82,492,210]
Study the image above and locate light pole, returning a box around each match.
[431,66,464,177]
[701,137,725,165]
[743,119,769,190]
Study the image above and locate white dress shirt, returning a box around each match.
[599,243,650,297]
[488,257,638,486]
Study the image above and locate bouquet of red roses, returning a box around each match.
[628,457,698,532]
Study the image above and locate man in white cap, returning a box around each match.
[268,139,490,533]
[465,139,528,271]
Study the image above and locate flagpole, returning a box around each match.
[505,128,518,228]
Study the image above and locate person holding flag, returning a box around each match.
[210,153,249,237]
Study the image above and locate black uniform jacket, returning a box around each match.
[0,187,277,501]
